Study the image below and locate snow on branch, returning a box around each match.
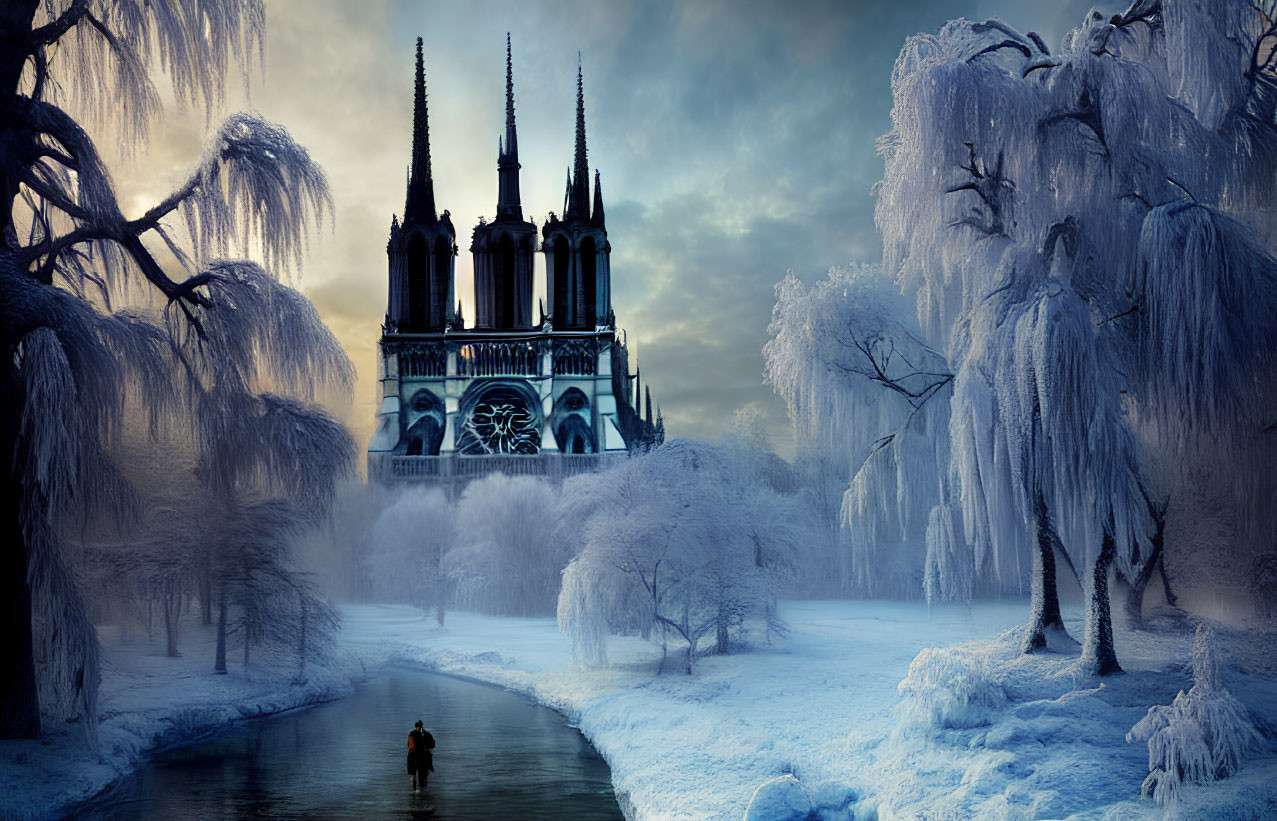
[767,265,958,598]
[171,260,352,399]
[26,0,264,144]
[1126,202,1277,443]
[179,113,332,277]
[199,393,355,516]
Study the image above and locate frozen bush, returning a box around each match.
[1127,625,1261,809]
[897,647,1006,729]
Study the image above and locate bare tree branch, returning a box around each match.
[26,0,89,49]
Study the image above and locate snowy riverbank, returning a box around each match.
[0,623,365,821]
[339,601,1277,820]
[7,600,1276,820]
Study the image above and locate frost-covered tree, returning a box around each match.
[765,265,969,601]
[449,474,565,617]
[368,486,455,624]
[558,439,801,673]
[1126,625,1261,808]
[1,0,352,737]
[876,0,1277,672]
[210,497,342,680]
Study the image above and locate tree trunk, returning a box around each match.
[296,594,307,682]
[0,3,41,106]
[0,463,39,736]
[199,558,212,626]
[435,571,447,627]
[1123,515,1166,630]
[0,385,39,738]
[1123,546,1162,631]
[682,602,693,675]
[1021,498,1068,653]
[214,587,227,674]
[1159,557,1179,608]
[1079,533,1121,675]
[715,605,729,654]
[163,587,180,658]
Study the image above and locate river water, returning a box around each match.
[82,668,625,820]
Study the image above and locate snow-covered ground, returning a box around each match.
[0,623,363,821]
[7,600,1276,820]
[339,600,1277,820]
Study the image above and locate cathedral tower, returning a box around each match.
[386,38,457,334]
[369,40,661,485]
[471,35,537,329]
[542,61,612,331]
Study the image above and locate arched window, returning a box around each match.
[407,234,427,330]
[498,234,516,328]
[433,236,451,328]
[553,235,570,325]
[581,236,597,329]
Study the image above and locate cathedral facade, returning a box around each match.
[368,37,662,483]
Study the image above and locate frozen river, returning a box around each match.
[82,667,624,820]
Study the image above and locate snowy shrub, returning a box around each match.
[897,647,1006,729]
[1126,625,1261,808]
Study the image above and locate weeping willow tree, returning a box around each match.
[876,0,1277,673]
[1,0,352,739]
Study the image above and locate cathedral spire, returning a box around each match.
[404,37,437,225]
[505,33,517,151]
[592,169,605,227]
[567,55,591,220]
[496,33,523,220]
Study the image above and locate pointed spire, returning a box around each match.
[505,33,516,148]
[563,166,572,216]
[567,55,591,219]
[645,386,653,426]
[404,37,437,225]
[496,33,523,220]
[592,169,605,227]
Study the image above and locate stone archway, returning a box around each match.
[394,389,446,455]
[552,387,595,454]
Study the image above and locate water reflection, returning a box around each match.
[81,668,623,820]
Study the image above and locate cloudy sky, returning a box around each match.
[124,0,1115,456]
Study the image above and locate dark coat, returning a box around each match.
[407,729,435,774]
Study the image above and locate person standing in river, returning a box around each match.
[407,720,435,791]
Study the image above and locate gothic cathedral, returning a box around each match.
[368,37,662,482]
